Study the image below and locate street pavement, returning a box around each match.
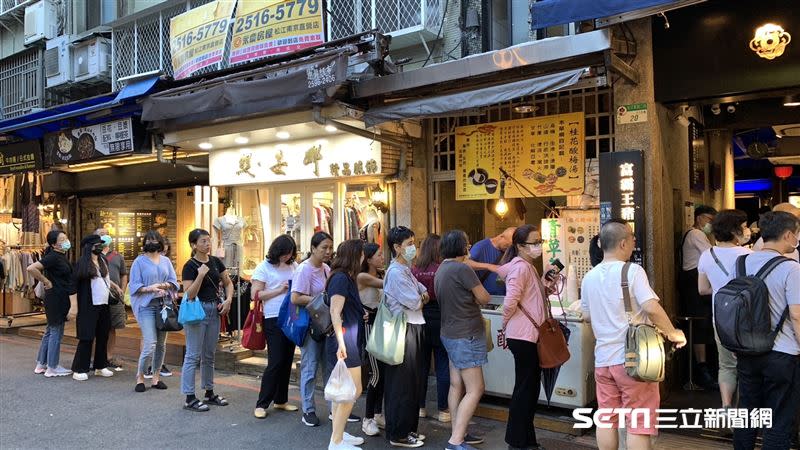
[0,334,508,449]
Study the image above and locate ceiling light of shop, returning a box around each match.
[784,94,800,107]
[199,142,213,149]
[276,130,291,140]
[234,136,250,144]
[325,125,338,132]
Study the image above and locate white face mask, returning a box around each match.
[403,244,417,261]
[738,228,752,245]
[528,244,543,259]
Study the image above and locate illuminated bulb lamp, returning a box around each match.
[774,166,793,180]
[370,185,389,213]
[494,178,509,218]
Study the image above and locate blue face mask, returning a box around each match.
[403,244,417,261]
[100,235,112,247]
[60,240,71,251]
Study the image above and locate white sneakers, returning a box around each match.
[72,373,89,381]
[362,418,379,436]
[34,363,47,374]
[328,441,360,450]
[374,413,386,429]
[44,366,72,377]
[342,432,364,446]
[94,368,114,377]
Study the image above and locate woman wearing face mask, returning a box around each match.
[27,230,75,377]
[383,226,429,448]
[697,210,752,416]
[129,230,179,392]
[181,228,234,411]
[495,225,550,450]
[70,234,122,381]
[434,230,491,450]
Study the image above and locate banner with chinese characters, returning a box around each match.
[455,112,585,200]
[541,217,566,266]
[599,151,645,266]
[170,0,236,80]
[209,133,381,186]
[229,0,324,65]
[560,208,600,286]
[43,118,147,165]
[0,141,42,175]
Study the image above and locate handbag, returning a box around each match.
[242,294,266,350]
[622,262,666,382]
[278,280,309,346]
[366,298,407,365]
[178,293,207,325]
[307,290,333,338]
[156,297,183,332]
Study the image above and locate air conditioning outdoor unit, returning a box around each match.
[45,34,73,88]
[72,37,111,84]
[24,0,58,45]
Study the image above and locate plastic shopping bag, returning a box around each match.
[324,359,357,403]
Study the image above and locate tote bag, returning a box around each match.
[366,300,407,366]
[178,293,207,325]
[242,298,266,350]
[278,281,309,347]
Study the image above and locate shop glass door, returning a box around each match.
[273,183,338,257]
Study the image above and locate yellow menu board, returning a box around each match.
[170,0,236,80]
[455,112,585,200]
[229,0,324,65]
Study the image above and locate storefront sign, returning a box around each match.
[599,151,645,266]
[561,208,600,285]
[209,133,381,186]
[43,118,145,165]
[541,217,566,266]
[455,113,585,200]
[0,141,42,174]
[689,120,706,193]
[229,0,324,65]
[99,209,168,261]
[616,103,648,125]
[170,0,236,80]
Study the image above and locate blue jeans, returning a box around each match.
[36,323,65,368]
[181,302,220,395]
[420,320,450,410]
[300,330,328,413]
[136,299,167,377]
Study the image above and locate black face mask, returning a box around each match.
[91,245,104,255]
[143,243,162,253]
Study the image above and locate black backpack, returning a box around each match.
[714,254,791,356]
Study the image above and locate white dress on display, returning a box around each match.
[213,213,246,269]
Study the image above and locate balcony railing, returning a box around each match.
[0,48,42,119]
[327,0,442,49]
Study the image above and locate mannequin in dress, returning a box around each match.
[213,206,246,269]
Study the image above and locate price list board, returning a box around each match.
[560,208,600,286]
[98,209,168,261]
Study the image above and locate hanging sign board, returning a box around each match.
[560,208,600,286]
[616,103,648,125]
[541,217,566,266]
[43,117,146,165]
[170,0,236,80]
[209,134,381,186]
[229,0,325,65]
[0,141,42,174]
[455,112,585,200]
[599,150,646,266]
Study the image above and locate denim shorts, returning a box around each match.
[441,334,488,370]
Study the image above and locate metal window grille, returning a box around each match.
[429,86,615,179]
[0,49,42,119]
[327,0,441,40]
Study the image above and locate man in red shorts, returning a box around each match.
[581,220,686,449]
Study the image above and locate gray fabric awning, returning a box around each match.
[142,53,349,123]
[362,68,586,127]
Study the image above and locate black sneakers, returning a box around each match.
[302,411,321,427]
[144,364,172,379]
[328,412,361,423]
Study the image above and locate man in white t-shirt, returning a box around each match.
[733,211,800,450]
[678,205,717,388]
[752,203,800,262]
[697,209,752,414]
[581,220,686,449]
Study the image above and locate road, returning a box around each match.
[0,334,508,449]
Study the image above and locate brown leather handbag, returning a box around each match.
[518,304,571,369]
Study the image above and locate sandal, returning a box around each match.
[135,383,146,393]
[204,394,229,406]
[184,399,209,412]
[151,381,168,390]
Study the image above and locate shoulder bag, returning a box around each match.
[278,280,310,346]
[307,267,334,339]
[242,294,266,350]
[366,295,407,365]
[156,296,183,332]
[622,262,666,382]
[515,268,570,368]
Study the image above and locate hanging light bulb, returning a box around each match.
[495,178,509,218]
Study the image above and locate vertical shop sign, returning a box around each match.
[455,113,585,200]
[170,1,236,80]
[689,119,706,193]
[541,217,566,266]
[599,151,645,266]
[229,0,325,65]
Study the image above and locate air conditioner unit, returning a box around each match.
[24,0,58,46]
[73,37,111,84]
[45,34,72,88]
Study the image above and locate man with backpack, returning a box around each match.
[715,211,800,450]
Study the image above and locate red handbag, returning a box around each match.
[242,294,266,350]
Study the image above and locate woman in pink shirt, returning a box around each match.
[496,224,549,450]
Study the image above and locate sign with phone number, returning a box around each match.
[170,0,236,80]
[229,0,324,64]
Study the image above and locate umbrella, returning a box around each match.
[541,321,571,406]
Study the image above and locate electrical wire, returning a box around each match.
[421,0,450,67]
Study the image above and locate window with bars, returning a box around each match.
[429,87,614,178]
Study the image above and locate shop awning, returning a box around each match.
[0,75,160,141]
[142,52,349,126]
[362,68,586,127]
[530,0,704,29]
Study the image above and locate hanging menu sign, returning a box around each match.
[43,117,146,165]
[455,113,585,200]
[99,209,168,261]
[560,208,601,285]
[0,141,42,174]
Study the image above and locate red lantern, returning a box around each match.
[774,166,794,180]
